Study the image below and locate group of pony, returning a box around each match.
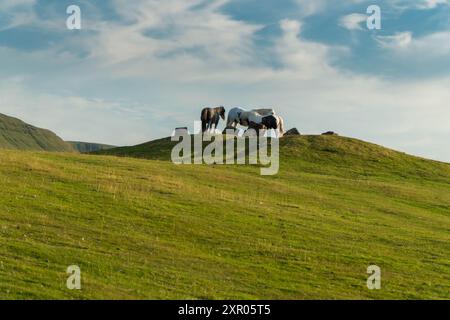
[200,106,285,137]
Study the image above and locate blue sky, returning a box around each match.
[0,0,449,161]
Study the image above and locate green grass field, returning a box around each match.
[0,135,449,299]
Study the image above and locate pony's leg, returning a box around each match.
[261,129,267,138]
[226,116,234,128]
[202,120,207,133]
[208,119,213,133]
[214,118,220,133]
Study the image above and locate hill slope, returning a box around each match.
[0,113,74,152]
[0,135,449,299]
[68,141,116,153]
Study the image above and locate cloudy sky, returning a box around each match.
[0,0,449,161]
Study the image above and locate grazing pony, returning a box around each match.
[226,107,275,128]
[201,106,226,133]
[271,115,285,137]
[245,112,285,137]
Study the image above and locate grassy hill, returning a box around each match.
[0,113,74,152]
[68,141,116,153]
[0,135,449,299]
[93,136,178,161]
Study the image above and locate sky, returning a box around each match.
[0,0,449,162]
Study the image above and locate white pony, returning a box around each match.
[226,107,275,128]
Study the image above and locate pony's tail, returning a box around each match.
[278,116,285,137]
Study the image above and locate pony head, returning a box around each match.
[262,115,278,129]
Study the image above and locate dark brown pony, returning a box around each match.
[200,106,226,133]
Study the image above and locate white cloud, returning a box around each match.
[294,0,328,17]
[376,31,450,56]
[276,19,341,77]
[85,0,262,71]
[0,78,163,145]
[388,0,450,11]
[294,0,365,17]
[1,1,450,161]
[339,13,367,31]
[0,0,37,30]
[419,0,450,9]
[376,32,413,49]
[0,0,35,10]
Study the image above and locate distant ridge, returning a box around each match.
[68,141,116,153]
[0,113,74,152]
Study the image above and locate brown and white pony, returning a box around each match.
[245,112,285,137]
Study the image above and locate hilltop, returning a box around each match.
[95,134,450,181]
[0,113,74,152]
[0,135,449,299]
